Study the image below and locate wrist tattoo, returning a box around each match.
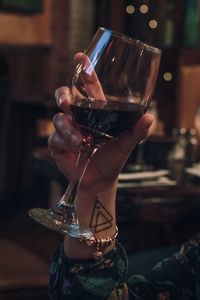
[89,197,113,233]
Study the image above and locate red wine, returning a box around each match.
[70,99,145,144]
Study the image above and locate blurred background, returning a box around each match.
[1,0,200,298]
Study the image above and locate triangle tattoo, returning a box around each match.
[90,198,113,233]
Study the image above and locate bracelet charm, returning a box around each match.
[79,226,118,260]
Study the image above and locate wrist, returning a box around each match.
[64,181,118,259]
[76,182,117,230]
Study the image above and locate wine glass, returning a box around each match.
[28,27,161,238]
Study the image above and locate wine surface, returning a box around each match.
[70,98,145,144]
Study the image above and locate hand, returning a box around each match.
[49,53,153,194]
[48,54,154,258]
[48,85,153,194]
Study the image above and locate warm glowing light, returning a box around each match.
[126,5,135,14]
[163,72,173,81]
[191,137,198,145]
[140,4,148,14]
[149,19,158,29]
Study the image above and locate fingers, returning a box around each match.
[55,86,71,113]
[54,51,106,116]
[48,113,82,156]
[74,52,106,100]
[115,113,154,156]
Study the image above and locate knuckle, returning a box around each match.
[54,86,67,99]
[52,112,64,124]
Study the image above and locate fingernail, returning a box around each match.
[57,94,66,106]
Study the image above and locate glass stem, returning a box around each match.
[50,143,97,225]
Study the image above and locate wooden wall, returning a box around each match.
[0,0,96,191]
[0,0,51,46]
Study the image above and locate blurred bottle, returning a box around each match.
[168,127,198,181]
[168,128,187,182]
[185,128,198,166]
[162,0,176,47]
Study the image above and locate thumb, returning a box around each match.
[116,113,154,156]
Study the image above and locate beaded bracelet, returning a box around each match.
[79,226,118,260]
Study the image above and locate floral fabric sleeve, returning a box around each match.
[128,231,200,299]
[49,241,129,300]
[49,232,200,300]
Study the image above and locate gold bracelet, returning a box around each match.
[79,226,118,260]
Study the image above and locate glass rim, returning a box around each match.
[98,27,161,54]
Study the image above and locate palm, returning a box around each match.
[55,137,127,191]
[54,111,151,192]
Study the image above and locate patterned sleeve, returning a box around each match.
[127,231,200,299]
[49,241,129,300]
[49,232,200,300]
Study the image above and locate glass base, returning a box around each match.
[28,208,93,238]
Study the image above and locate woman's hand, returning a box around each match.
[48,52,154,258]
[48,83,153,258]
[48,85,153,194]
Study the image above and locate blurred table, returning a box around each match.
[116,172,200,252]
[118,180,200,197]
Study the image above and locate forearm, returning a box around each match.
[64,181,118,259]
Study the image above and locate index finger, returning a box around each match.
[73,52,106,101]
